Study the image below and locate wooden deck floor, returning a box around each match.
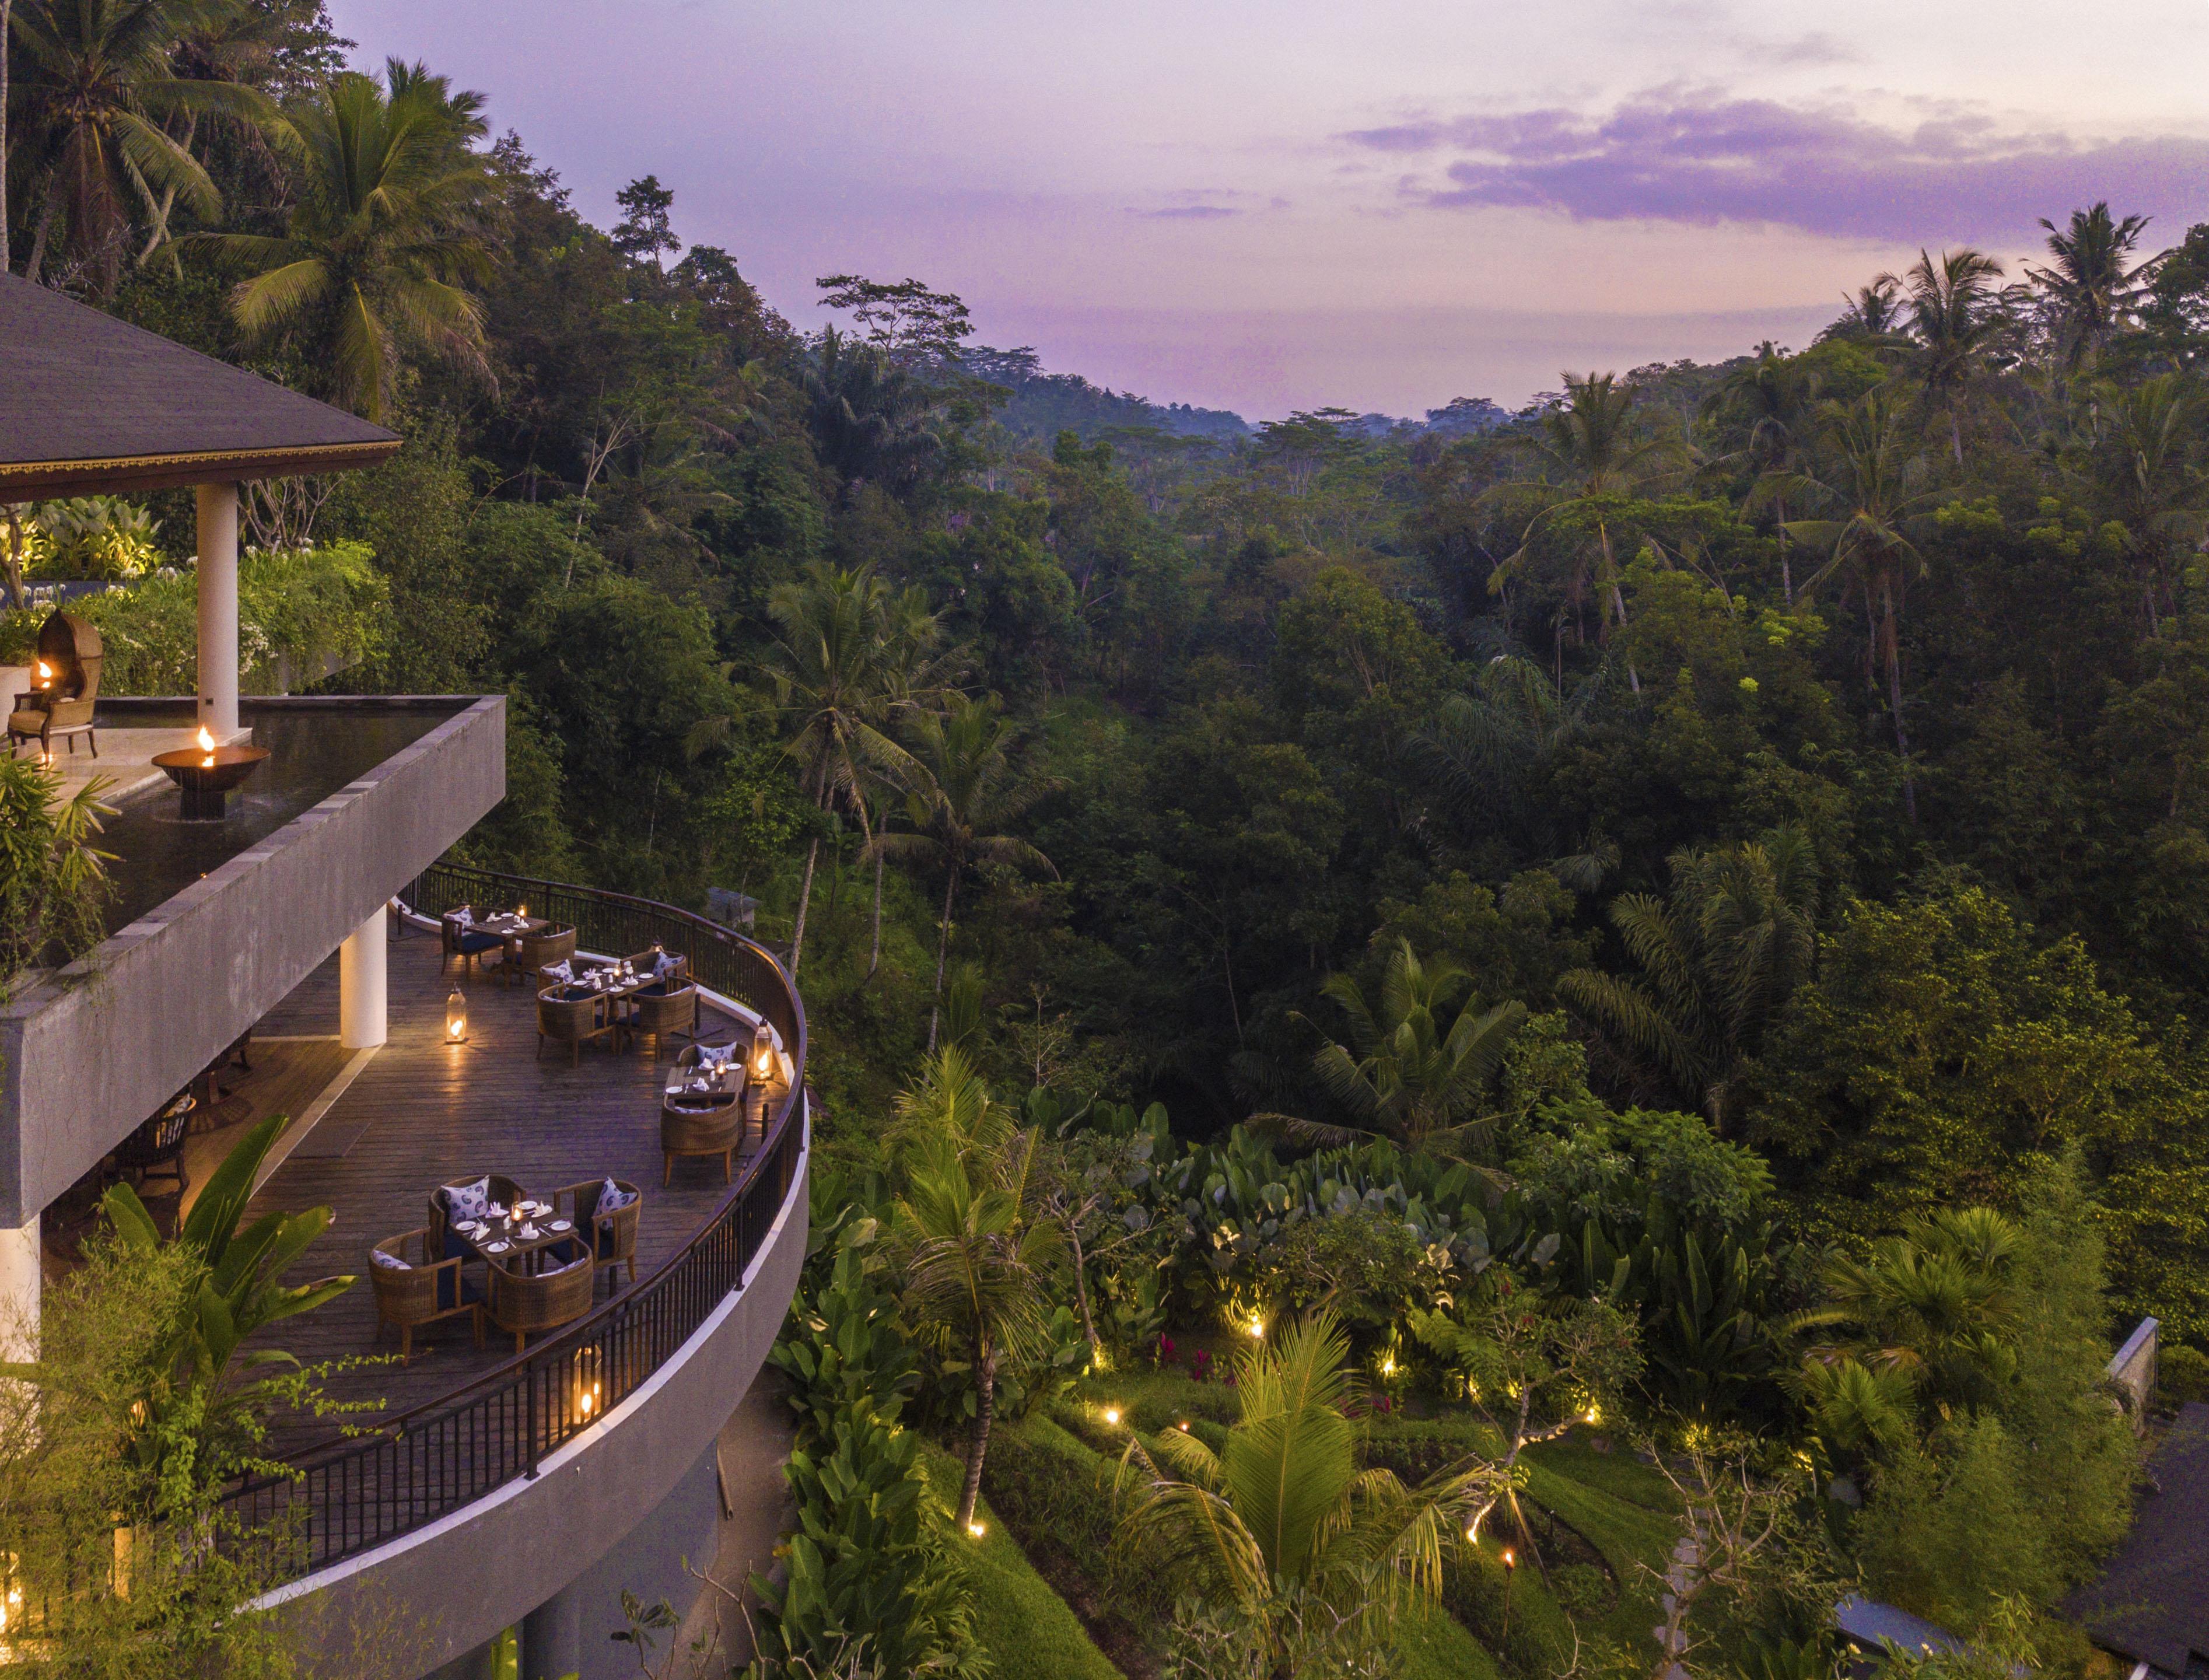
[239,925,750,1441]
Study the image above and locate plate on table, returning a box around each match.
[484,1240,510,1254]
[549,1219,572,1232]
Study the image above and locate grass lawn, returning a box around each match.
[918,1442,1126,1680]
[1398,1597,1507,1680]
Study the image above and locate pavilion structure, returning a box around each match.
[0,273,399,740]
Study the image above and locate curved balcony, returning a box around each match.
[216,864,810,1676]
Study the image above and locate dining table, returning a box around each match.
[467,910,548,971]
[448,1195,582,1273]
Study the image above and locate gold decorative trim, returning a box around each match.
[0,438,397,480]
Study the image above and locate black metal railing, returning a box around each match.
[216,865,807,1581]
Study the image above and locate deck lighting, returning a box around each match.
[573,1346,605,1420]
[751,1021,776,1082]
[446,985,468,1044]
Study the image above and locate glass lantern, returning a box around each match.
[446,985,468,1044]
[751,1021,776,1084]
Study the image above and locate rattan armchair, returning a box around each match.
[370,1228,485,1360]
[426,1172,528,1261]
[113,1100,191,1198]
[630,979,698,1056]
[552,1178,643,1292]
[661,1090,743,1185]
[512,925,577,988]
[485,1246,596,1353]
[537,988,621,1063]
[442,907,503,977]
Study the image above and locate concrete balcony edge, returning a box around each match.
[264,1109,811,1678]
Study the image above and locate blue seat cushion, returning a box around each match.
[545,1237,587,1267]
[458,931,503,955]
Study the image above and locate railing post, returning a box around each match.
[525,1360,540,1480]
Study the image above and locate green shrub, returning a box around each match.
[0,544,387,694]
[2159,1343,2209,1405]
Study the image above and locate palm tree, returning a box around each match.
[7,0,279,292]
[1703,342,1823,601]
[1114,1311,1495,1661]
[2085,373,2207,633]
[192,66,493,421]
[1559,828,1818,1128]
[2031,202,2159,371]
[1486,371,1685,673]
[802,326,947,492]
[876,694,1056,1051]
[1822,276,1905,344]
[1412,653,1600,858]
[1889,247,2010,466]
[1290,938,1527,1157]
[1763,389,1943,817]
[1788,1207,2021,1418]
[758,561,944,976]
[895,1126,1061,1532]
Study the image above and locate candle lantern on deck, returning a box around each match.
[445,985,468,1045]
[571,1343,605,1422]
[751,1022,776,1086]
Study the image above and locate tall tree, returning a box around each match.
[195,63,493,421]
[875,692,1056,1050]
[760,561,943,977]
[1767,388,1942,816]
[2031,201,2159,371]
[1487,370,1684,678]
[2084,373,2208,632]
[1890,247,2010,466]
[609,172,677,271]
[1704,342,1822,601]
[1559,828,1819,1127]
[894,1124,1061,1532]
[8,0,278,291]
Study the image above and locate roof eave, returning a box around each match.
[0,437,402,501]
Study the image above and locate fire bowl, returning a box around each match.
[150,742,271,820]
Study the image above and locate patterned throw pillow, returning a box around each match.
[600,1177,637,1213]
[446,1177,490,1221]
[547,960,573,982]
[371,1248,410,1271]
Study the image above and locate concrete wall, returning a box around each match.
[2110,1316,2159,1433]
[0,696,505,1226]
[279,1121,809,1680]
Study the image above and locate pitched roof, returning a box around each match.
[2068,1401,2209,1676]
[0,274,400,499]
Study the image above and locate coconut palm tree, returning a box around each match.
[1889,247,2010,466]
[1764,388,1944,817]
[192,66,493,421]
[758,561,944,976]
[7,0,279,292]
[895,1125,1061,1532]
[876,694,1056,1051]
[1703,342,1823,601]
[1486,371,1685,671]
[1822,275,1905,345]
[1412,652,1601,858]
[1114,1311,1496,1662]
[1559,828,1819,1128]
[2031,202,2159,372]
[1289,938,1527,1158]
[803,325,948,492]
[2084,373,2208,633]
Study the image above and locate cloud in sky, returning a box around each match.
[1343,92,2209,244]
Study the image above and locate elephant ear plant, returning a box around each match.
[101,1111,358,1497]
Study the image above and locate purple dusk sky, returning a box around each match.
[326,0,2209,418]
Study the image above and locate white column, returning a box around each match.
[339,906,388,1049]
[195,481,239,737]
[0,1215,39,1360]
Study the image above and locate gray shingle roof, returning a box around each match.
[2068,1401,2209,1676]
[0,274,398,498]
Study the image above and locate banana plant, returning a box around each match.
[102,1111,355,1480]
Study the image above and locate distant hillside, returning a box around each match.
[962,347,1250,442]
